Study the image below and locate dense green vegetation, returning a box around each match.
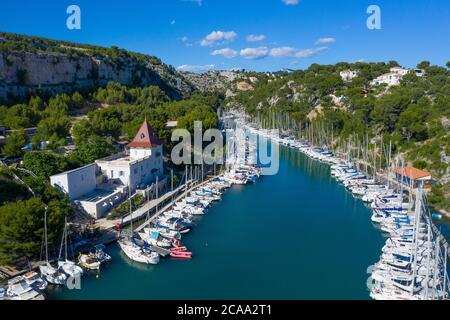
[2,130,28,158]
[1,81,220,163]
[0,168,69,264]
[107,194,145,220]
[228,61,450,213]
[0,168,31,205]
[0,32,163,67]
[0,75,220,264]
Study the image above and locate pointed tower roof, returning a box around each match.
[127,118,163,149]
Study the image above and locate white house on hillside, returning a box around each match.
[50,119,164,219]
[370,67,423,87]
[340,70,359,82]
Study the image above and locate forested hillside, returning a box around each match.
[225,61,450,213]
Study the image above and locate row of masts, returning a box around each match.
[249,110,398,182]
[236,110,450,299]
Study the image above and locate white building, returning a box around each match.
[50,119,164,219]
[370,67,413,87]
[96,119,164,192]
[340,70,359,82]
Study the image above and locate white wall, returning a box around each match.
[79,189,125,219]
[98,146,164,192]
[130,147,152,160]
[96,161,130,187]
[50,164,97,200]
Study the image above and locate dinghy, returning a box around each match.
[170,251,192,259]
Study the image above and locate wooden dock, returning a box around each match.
[135,175,222,233]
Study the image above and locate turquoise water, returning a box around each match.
[48,146,385,300]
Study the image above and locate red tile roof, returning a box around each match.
[127,119,163,149]
[395,167,432,180]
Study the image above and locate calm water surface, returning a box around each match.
[49,146,387,300]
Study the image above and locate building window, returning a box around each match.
[134,168,138,175]
[119,171,124,177]
[81,174,84,181]
[111,170,114,178]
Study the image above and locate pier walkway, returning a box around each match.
[95,183,191,230]
[135,175,221,233]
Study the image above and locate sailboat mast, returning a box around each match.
[185,165,188,200]
[424,222,432,299]
[373,142,377,181]
[58,217,65,261]
[44,207,48,264]
[129,179,133,234]
[410,188,422,295]
[65,216,68,260]
[387,140,392,189]
[444,246,448,297]
[171,169,174,203]
[156,176,159,216]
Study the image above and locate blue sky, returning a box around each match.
[0,0,449,72]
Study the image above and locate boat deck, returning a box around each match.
[148,245,171,257]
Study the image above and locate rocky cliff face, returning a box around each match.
[0,35,194,102]
[180,70,246,93]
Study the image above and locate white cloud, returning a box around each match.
[176,64,214,72]
[269,46,328,58]
[282,0,300,5]
[295,47,328,58]
[178,36,193,47]
[246,34,266,42]
[240,47,270,60]
[170,20,176,25]
[200,30,237,47]
[211,48,238,59]
[269,46,298,57]
[315,37,336,45]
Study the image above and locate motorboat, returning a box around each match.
[78,253,101,270]
[92,244,112,263]
[22,271,48,291]
[6,276,44,300]
[149,227,181,240]
[139,230,172,248]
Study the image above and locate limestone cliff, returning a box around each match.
[0,32,194,102]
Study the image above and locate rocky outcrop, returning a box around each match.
[0,43,194,102]
[181,70,245,93]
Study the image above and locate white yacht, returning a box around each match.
[119,238,160,265]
